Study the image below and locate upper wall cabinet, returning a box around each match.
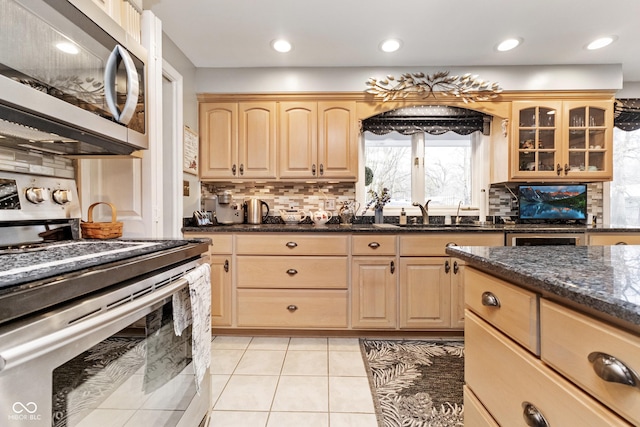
[508,100,613,181]
[279,101,358,181]
[200,102,277,180]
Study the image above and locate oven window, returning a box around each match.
[51,303,195,427]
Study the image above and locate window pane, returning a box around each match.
[424,139,472,206]
[611,128,640,225]
[364,132,411,206]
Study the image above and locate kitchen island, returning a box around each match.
[446,244,640,426]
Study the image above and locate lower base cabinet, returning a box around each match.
[351,257,397,329]
[237,289,348,328]
[463,385,498,427]
[465,311,629,426]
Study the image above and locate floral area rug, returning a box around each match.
[360,339,465,427]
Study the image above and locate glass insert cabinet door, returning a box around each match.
[563,102,611,176]
[513,102,561,178]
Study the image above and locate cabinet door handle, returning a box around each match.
[390,261,395,274]
[444,260,450,273]
[287,305,298,311]
[286,241,298,248]
[312,164,317,176]
[522,402,549,427]
[564,163,570,175]
[588,352,640,387]
[286,268,298,275]
[224,259,229,273]
[368,242,380,249]
[319,164,324,176]
[453,261,459,274]
[239,164,244,175]
[481,291,500,307]
[232,164,237,175]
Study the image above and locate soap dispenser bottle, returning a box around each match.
[399,208,407,225]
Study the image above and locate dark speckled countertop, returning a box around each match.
[446,245,640,332]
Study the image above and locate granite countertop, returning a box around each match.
[446,245,640,332]
[182,222,640,234]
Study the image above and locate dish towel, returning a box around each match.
[172,263,211,394]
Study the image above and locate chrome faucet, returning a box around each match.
[412,199,432,224]
[455,201,462,224]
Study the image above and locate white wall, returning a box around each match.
[195,64,623,93]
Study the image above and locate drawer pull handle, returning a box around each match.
[588,352,640,387]
[445,242,458,247]
[286,242,298,248]
[522,402,549,427]
[287,305,298,311]
[286,268,298,275]
[481,291,500,307]
[368,242,380,249]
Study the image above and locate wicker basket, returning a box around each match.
[80,202,123,239]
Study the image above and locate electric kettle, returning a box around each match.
[245,198,270,224]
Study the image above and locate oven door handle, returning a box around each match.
[0,276,189,373]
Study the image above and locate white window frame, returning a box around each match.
[356,131,490,219]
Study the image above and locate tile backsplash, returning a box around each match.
[0,147,75,178]
[203,181,604,222]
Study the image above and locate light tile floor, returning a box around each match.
[209,336,378,427]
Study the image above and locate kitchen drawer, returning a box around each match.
[183,233,233,254]
[466,311,630,427]
[400,233,504,256]
[463,385,499,427]
[236,256,348,289]
[237,289,348,328]
[235,233,348,255]
[465,267,539,354]
[541,299,640,426]
[588,233,640,245]
[352,234,397,255]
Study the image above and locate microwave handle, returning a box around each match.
[104,45,140,125]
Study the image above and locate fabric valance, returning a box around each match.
[362,105,490,136]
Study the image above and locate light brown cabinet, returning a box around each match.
[279,101,358,180]
[508,99,613,181]
[464,267,633,427]
[399,233,503,330]
[183,233,233,327]
[235,233,349,328]
[351,235,398,329]
[199,102,277,180]
[588,233,640,245]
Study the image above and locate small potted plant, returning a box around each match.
[366,187,391,224]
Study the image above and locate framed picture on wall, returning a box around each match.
[183,126,198,175]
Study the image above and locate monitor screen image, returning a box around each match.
[518,185,587,221]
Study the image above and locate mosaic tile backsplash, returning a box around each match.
[0,147,75,178]
[202,181,604,223]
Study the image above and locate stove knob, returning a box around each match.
[52,189,72,205]
[25,187,50,204]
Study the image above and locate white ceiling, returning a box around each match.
[145,0,640,82]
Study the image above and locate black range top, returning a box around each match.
[0,238,209,326]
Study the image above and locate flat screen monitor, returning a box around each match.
[518,184,587,222]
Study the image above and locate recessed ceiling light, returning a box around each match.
[496,38,522,52]
[56,41,79,54]
[271,39,292,53]
[380,39,402,53]
[586,36,617,50]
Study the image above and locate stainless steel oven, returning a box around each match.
[0,0,147,155]
[506,232,586,246]
[0,172,211,427]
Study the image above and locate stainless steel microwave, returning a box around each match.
[0,0,148,155]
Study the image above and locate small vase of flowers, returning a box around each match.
[366,188,391,224]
